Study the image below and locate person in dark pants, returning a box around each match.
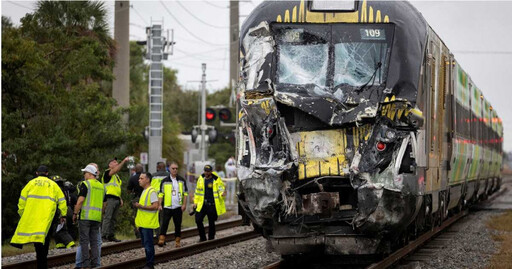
[127,163,144,238]
[73,164,106,269]
[51,175,75,249]
[151,161,169,236]
[134,172,159,269]
[11,165,67,269]
[193,165,226,242]
[157,162,188,247]
[101,156,129,242]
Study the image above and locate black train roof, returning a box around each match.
[240,0,429,103]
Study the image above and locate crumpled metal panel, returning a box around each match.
[237,97,297,227]
[241,21,275,93]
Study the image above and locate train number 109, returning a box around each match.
[360,28,386,40]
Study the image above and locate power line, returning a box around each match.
[176,1,229,29]
[159,1,227,47]
[173,47,228,61]
[5,1,33,10]
[169,61,227,71]
[173,48,226,62]
[130,4,148,25]
[201,0,228,9]
[130,23,146,29]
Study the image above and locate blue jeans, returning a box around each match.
[139,228,155,268]
[76,226,102,267]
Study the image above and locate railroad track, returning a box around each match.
[100,230,259,269]
[366,209,468,269]
[262,185,510,269]
[2,219,243,269]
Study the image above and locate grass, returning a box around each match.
[486,210,512,268]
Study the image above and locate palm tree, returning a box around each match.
[21,1,114,54]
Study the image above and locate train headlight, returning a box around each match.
[310,0,357,12]
[385,130,396,140]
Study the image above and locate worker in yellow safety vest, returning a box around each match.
[73,164,106,268]
[150,161,169,236]
[11,165,67,269]
[193,165,226,241]
[157,161,188,247]
[101,156,129,242]
[134,172,159,269]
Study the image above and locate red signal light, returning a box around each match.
[218,108,231,122]
[376,141,386,151]
[206,108,215,122]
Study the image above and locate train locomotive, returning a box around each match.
[235,0,503,256]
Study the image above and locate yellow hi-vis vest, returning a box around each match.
[11,176,67,245]
[102,170,122,197]
[194,174,226,216]
[80,179,105,222]
[150,176,165,197]
[160,179,188,207]
[135,187,160,229]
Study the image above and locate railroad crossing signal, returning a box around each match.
[205,107,232,123]
[206,108,216,122]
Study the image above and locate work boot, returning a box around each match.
[158,235,166,247]
[175,237,181,248]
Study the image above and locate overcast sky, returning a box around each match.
[3,0,512,151]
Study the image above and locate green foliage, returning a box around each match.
[1,1,132,242]
[206,87,236,166]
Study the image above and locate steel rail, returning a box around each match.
[2,219,243,269]
[99,230,259,269]
[261,260,283,269]
[366,209,468,269]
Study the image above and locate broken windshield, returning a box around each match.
[273,24,394,96]
[334,42,388,87]
[278,44,328,88]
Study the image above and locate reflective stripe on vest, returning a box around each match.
[135,187,159,229]
[11,176,67,245]
[102,173,121,197]
[80,179,104,222]
[162,181,185,207]
[194,176,226,216]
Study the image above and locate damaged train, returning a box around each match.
[235,0,503,256]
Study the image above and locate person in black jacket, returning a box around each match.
[127,163,144,238]
[51,175,76,249]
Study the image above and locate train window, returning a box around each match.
[333,42,388,86]
[274,25,330,89]
[278,43,329,87]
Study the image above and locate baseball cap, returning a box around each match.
[81,164,98,176]
[107,157,118,165]
[37,165,49,173]
[204,165,213,172]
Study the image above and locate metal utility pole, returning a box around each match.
[229,0,239,91]
[200,63,207,161]
[113,1,130,120]
[144,20,173,173]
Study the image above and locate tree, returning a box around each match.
[1,1,132,241]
